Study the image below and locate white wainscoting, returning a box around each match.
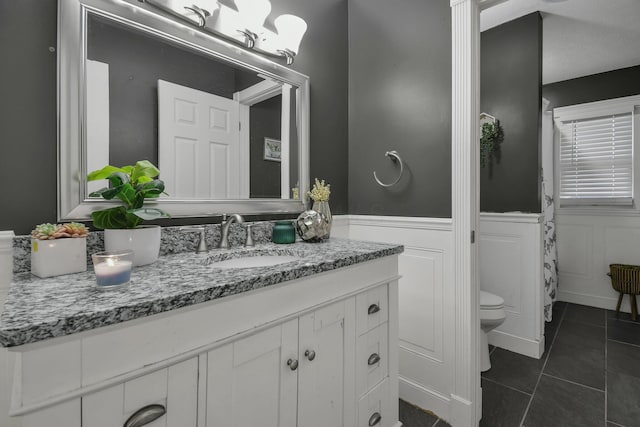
[557,213,640,312]
[332,215,457,422]
[478,213,545,359]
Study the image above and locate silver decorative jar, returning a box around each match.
[295,210,330,242]
[312,201,332,237]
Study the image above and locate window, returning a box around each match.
[554,95,640,208]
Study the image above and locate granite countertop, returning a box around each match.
[0,238,403,347]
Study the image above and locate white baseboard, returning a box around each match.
[558,290,628,313]
[488,330,544,359]
[398,376,450,423]
[449,394,474,427]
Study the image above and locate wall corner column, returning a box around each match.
[450,0,481,425]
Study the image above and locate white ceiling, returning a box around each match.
[480,0,640,84]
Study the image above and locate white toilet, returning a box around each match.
[480,290,506,372]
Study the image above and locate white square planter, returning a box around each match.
[31,238,87,278]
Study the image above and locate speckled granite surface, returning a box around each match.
[0,238,402,347]
[12,222,275,274]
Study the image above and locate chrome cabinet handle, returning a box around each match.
[368,353,381,366]
[124,404,166,427]
[304,350,316,361]
[287,358,299,371]
[368,303,381,315]
[368,412,382,426]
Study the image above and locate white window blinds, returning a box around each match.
[558,112,633,206]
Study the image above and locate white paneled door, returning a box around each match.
[158,80,246,199]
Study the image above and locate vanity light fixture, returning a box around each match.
[141,0,307,65]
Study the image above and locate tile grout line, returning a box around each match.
[518,301,568,427]
[539,372,605,394]
[481,376,532,397]
[608,338,640,349]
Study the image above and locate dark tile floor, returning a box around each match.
[400,399,452,427]
[399,302,640,427]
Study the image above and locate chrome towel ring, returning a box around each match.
[373,150,404,187]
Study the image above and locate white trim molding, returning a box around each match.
[451,0,481,425]
[479,212,542,224]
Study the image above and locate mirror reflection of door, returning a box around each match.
[158,80,246,199]
[86,59,110,195]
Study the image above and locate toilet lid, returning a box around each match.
[480,291,504,309]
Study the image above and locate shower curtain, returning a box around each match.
[542,99,558,322]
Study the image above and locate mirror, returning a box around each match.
[59,0,309,220]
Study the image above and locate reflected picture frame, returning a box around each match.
[264,138,282,162]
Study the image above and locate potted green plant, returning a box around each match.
[480,121,503,168]
[87,160,169,266]
[30,222,89,278]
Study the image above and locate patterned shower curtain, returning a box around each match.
[543,193,558,321]
[542,101,558,322]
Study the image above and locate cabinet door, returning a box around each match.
[82,357,198,427]
[298,298,356,427]
[206,319,298,427]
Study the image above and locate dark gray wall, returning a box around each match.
[348,0,452,217]
[543,65,640,110]
[88,14,239,167]
[480,12,542,213]
[0,0,348,235]
[0,1,58,236]
[250,96,282,198]
[272,0,349,215]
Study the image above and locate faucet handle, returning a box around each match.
[245,224,255,247]
[180,226,208,253]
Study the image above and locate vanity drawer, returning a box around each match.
[357,322,389,397]
[81,358,198,427]
[358,377,391,427]
[356,284,388,336]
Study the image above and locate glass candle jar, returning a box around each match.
[92,250,134,288]
[272,221,296,244]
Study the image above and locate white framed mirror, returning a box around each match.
[58,0,309,221]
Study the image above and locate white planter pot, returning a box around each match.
[31,237,87,278]
[104,226,161,267]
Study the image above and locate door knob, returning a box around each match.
[287,358,299,371]
[304,349,316,361]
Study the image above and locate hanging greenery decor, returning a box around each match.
[480,121,503,168]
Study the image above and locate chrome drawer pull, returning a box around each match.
[368,303,381,315]
[287,358,299,371]
[124,404,166,427]
[369,412,382,426]
[368,353,381,366]
[305,349,316,361]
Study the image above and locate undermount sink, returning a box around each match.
[209,255,302,269]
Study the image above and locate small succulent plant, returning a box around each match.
[31,222,89,240]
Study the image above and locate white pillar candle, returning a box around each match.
[94,258,133,287]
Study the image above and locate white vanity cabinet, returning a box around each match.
[206,320,299,427]
[82,358,199,427]
[208,298,357,427]
[6,256,400,427]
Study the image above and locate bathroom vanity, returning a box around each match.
[0,239,402,427]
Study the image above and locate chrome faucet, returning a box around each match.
[218,214,245,248]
